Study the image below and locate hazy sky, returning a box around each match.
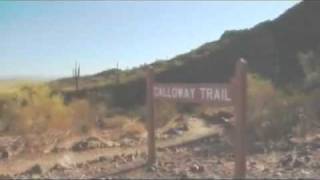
[0,1,299,79]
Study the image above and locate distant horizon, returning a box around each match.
[0,1,299,79]
[0,75,59,81]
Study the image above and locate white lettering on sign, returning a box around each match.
[154,87,196,99]
[199,87,231,102]
[153,83,232,105]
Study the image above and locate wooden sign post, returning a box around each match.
[232,58,247,179]
[145,59,247,178]
[146,68,156,165]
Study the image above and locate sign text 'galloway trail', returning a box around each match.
[153,83,233,105]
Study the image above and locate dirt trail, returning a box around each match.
[0,119,222,176]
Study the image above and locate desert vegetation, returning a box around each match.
[1,56,319,148]
[0,81,150,144]
[0,83,100,135]
[247,74,319,142]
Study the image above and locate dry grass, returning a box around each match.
[154,100,179,128]
[121,120,146,138]
[0,83,96,135]
[68,99,96,134]
[102,116,131,129]
[0,80,43,95]
[100,115,146,139]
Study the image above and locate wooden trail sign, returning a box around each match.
[145,59,247,178]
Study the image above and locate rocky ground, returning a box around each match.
[94,135,320,179]
[0,116,319,179]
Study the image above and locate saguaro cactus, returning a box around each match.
[73,62,80,91]
[115,61,120,85]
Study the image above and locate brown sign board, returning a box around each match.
[153,83,233,106]
[145,58,247,179]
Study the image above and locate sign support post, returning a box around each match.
[146,67,156,165]
[233,58,247,178]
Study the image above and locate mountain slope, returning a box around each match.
[52,1,320,108]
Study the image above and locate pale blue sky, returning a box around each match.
[0,1,299,79]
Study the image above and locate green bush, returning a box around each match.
[247,74,309,141]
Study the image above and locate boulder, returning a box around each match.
[71,141,88,152]
[189,164,205,173]
[22,164,42,176]
[0,150,8,160]
[50,163,66,172]
[71,137,107,151]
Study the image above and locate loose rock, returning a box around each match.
[22,164,42,176]
[0,150,8,160]
[189,164,205,173]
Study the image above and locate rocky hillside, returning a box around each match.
[51,1,320,108]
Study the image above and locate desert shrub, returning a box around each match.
[247,74,306,142]
[68,99,95,134]
[0,84,96,135]
[13,85,72,133]
[121,120,146,138]
[0,96,18,133]
[298,49,320,90]
[154,100,179,128]
[103,115,131,129]
[292,90,320,137]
